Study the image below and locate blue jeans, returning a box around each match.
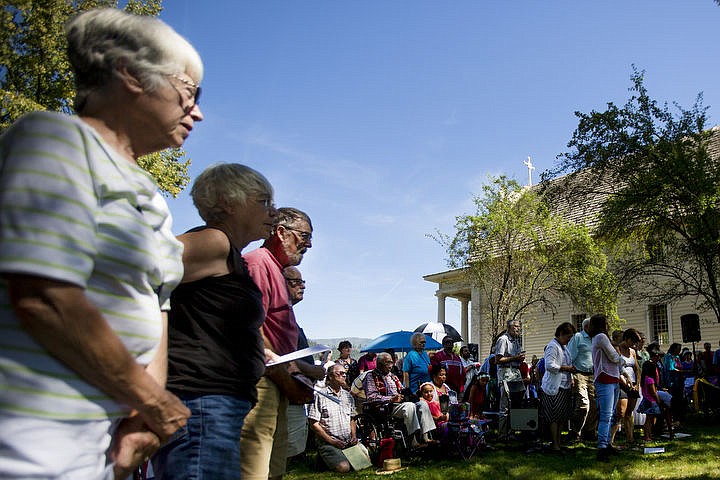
[152,394,253,479]
[594,381,619,449]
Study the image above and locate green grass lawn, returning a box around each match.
[286,412,720,480]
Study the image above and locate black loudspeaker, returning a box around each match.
[680,314,701,343]
[468,343,479,360]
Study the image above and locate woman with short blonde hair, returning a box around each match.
[153,163,276,478]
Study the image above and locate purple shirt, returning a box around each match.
[358,353,377,372]
[363,370,402,402]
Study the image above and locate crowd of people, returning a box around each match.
[304,315,718,471]
[2,7,720,480]
[0,8,322,480]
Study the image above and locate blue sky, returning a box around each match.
[158,1,720,340]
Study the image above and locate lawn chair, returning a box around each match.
[441,402,490,460]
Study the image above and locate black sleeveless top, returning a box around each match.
[166,227,265,404]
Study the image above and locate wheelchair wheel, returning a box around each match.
[355,414,382,459]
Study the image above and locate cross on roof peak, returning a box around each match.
[523,156,535,186]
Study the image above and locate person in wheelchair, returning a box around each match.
[362,352,436,447]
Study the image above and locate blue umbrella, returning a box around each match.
[360,330,442,353]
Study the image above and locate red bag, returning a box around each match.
[377,438,395,467]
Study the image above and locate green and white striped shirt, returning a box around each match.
[0,112,183,420]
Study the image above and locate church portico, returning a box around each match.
[424,270,473,344]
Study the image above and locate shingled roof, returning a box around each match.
[539,125,720,232]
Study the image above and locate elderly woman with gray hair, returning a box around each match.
[403,332,433,394]
[0,8,202,478]
[152,163,277,479]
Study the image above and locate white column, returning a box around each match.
[460,297,470,343]
[471,287,485,355]
[436,293,446,324]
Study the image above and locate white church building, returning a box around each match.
[424,143,720,360]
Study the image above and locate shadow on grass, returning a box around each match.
[286,413,720,480]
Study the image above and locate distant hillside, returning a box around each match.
[308,337,373,360]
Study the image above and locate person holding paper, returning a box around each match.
[308,364,368,473]
[495,320,526,441]
[241,207,324,480]
[152,164,275,479]
[285,266,313,463]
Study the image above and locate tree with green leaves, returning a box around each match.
[0,0,190,196]
[435,176,619,340]
[544,68,720,322]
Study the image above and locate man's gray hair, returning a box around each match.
[66,8,203,111]
[325,362,343,380]
[191,163,273,224]
[376,352,392,364]
[273,207,312,231]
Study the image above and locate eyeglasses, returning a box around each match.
[335,372,347,376]
[166,73,201,112]
[255,197,275,210]
[283,225,312,243]
[285,279,305,287]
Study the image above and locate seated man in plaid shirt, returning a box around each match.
[362,352,436,446]
[308,364,367,472]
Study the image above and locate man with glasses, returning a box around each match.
[283,266,314,465]
[495,320,526,441]
[308,364,366,473]
[284,266,306,305]
[241,208,321,480]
